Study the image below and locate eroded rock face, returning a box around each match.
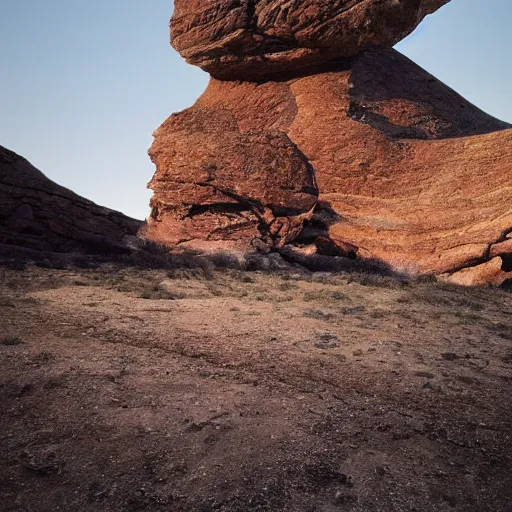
[147,49,512,284]
[147,0,512,285]
[146,101,318,251]
[171,0,450,80]
[0,146,142,257]
[286,50,512,285]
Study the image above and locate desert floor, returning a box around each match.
[1,264,511,511]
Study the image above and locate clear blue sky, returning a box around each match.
[1,0,510,220]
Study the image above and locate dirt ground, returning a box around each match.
[1,264,511,511]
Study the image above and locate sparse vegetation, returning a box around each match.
[331,290,349,301]
[0,261,511,512]
[278,282,296,292]
[209,287,223,297]
[314,331,340,349]
[167,267,214,280]
[339,305,366,315]
[32,350,55,363]
[1,335,23,346]
[304,309,333,321]
[138,284,186,300]
[303,291,328,302]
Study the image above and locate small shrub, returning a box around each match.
[209,252,244,270]
[139,288,185,300]
[274,296,292,303]
[304,309,333,321]
[33,351,55,363]
[2,335,23,346]
[369,310,387,319]
[304,292,321,302]
[166,267,214,281]
[278,282,296,292]
[230,271,255,283]
[331,290,349,301]
[339,305,366,315]
[314,332,339,349]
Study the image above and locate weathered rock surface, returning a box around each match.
[171,0,450,80]
[147,49,512,284]
[0,146,142,257]
[145,102,318,251]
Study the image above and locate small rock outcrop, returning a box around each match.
[0,146,142,259]
[147,0,512,285]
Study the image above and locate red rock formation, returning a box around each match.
[286,50,512,285]
[0,146,141,258]
[145,77,318,252]
[146,107,317,251]
[147,1,512,285]
[171,0,450,80]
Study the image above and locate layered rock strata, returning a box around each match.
[0,146,141,257]
[147,1,512,285]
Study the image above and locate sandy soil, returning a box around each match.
[1,265,511,511]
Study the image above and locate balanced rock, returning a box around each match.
[146,2,512,285]
[0,146,141,259]
[171,0,450,80]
